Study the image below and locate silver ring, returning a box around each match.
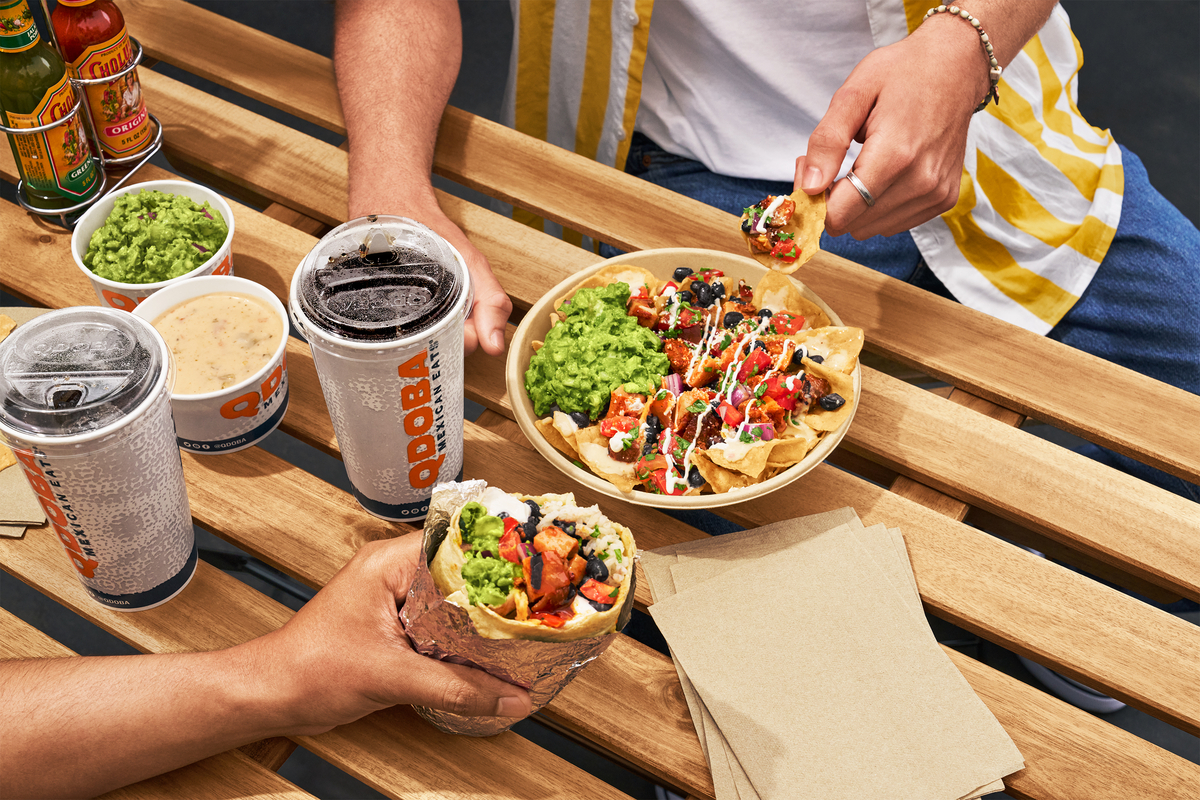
[845,170,876,208]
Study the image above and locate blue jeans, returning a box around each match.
[607,133,1200,506]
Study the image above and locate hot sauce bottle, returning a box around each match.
[0,0,100,209]
[51,0,151,158]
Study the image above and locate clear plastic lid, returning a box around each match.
[0,308,164,437]
[294,215,469,341]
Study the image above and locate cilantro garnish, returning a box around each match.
[687,400,706,413]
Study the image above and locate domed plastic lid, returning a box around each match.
[0,308,164,438]
[294,215,468,342]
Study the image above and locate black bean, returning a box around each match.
[673,266,694,282]
[692,281,713,307]
[740,218,754,233]
[645,414,662,433]
[586,597,611,612]
[521,519,539,542]
[757,308,773,319]
[641,439,656,455]
[530,552,544,591]
[723,311,744,329]
[809,354,824,364]
[687,465,705,488]
[497,511,509,519]
[819,393,845,411]
[569,410,590,428]
[752,339,769,352]
[586,554,609,582]
[553,520,577,537]
[524,499,542,522]
[791,349,806,367]
[677,290,694,304]
[712,281,726,299]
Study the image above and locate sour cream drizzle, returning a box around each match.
[755,195,788,234]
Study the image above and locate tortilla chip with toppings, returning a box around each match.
[740,191,825,274]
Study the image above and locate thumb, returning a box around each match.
[801,87,870,194]
[400,655,533,719]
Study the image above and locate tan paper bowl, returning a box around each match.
[505,248,860,510]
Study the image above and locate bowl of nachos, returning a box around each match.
[505,248,863,509]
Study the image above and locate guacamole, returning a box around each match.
[84,189,229,284]
[458,501,521,606]
[525,282,669,420]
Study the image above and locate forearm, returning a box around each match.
[0,645,288,799]
[915,1,1059,102]
[335,0,463,219]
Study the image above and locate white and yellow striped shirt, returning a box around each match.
[502,0,1123,334]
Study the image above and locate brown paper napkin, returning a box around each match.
[646,511,1022,800]
[0,309,49,532]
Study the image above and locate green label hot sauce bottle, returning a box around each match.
[1,0,100,210]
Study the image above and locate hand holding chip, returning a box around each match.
[796,14,991,240]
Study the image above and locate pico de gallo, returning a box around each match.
[456,488,629,628]
[549,266,849,496]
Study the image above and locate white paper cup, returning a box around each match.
[71,179,235,312]
[133,275,289,454]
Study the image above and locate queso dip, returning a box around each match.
[153,293,283,395]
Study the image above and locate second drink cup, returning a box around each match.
[290,216,472,522]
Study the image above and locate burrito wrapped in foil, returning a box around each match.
[401,480,636,736]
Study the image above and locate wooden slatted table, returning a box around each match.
[2,2,1198,798]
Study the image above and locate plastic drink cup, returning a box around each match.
[289,216,473,522]
[70,179,235,313]
[132,275,290,454]
[0,308,196,611]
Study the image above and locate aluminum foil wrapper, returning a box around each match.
[401,481,634,737]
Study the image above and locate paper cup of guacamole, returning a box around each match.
[71,179,236,312]
[132,275,289,454]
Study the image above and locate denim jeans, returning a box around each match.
[605,132,1200,505]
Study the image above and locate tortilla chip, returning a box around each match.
[0,446,15,473]
[535,416,580,461]
[741,191,825,274]
[575,426,639,493]
[691,450,757,493]
[0,315,15,342]
[752,271,831,330]
[556,265,658,313]
[804,357,856,432]
[766,420,822,466]
[791,326,864,373]
[706,439,774,479]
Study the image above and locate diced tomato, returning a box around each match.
[697,269,725,283]
[658,280,679,296]
[580,578,619,606]
[716,400,744,427]
[499,528,522,563]
[737,349,773,382]
[769,312,805,335]
[650,468,689,496]
[770,240,800,262]
[629,284,650,299]
[534,525,580,561]
[737,280,754,301]
[762,374,800,410]
[503,516,520,536]
[598,415,638,438]
[657,429,681,457]
[530,609,573,627]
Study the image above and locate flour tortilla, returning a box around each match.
[430,493,637,642]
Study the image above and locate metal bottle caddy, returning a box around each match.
[0,0,163,229]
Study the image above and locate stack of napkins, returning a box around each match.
[643,507,1023,800]
[0,310,46,539]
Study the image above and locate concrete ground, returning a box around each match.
[2,2,1197,798]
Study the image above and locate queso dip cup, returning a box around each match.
[71,179,235,312]
[133,275,289,454]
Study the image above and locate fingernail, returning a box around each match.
[490,331,505,352]
[496,695,525,717]
[802,166,823,193]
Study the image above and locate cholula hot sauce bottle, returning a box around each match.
[51,0,151,158]
[0,0,99,209]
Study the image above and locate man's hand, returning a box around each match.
[798,1,1057,239]
[244,532,532,735]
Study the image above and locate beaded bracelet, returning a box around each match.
[923,5,1002,113]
